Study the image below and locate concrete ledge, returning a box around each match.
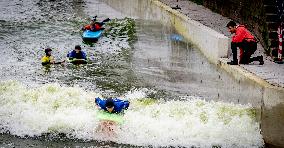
[219,58,284,91]
[218,60,284,147]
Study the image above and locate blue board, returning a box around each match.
[82,30,103,42]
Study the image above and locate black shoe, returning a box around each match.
[227,61,238,65]
[259,56,264,65]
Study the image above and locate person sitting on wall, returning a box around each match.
[226,21,264,65]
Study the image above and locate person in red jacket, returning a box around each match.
[226,21,264,65]
[82,16,110,31]
[82,20,102,31]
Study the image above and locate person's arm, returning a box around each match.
[95,97,100,105]
[232,27,246,43]
[95,18,110,29]
[82,51,87,60]
[53,60,65,64]
[83,25,91,31]
[115,99,129,110]
[82,25,89,31]
[82,24,89,31]
[67,51,75,60]
[100,18,110,26]
[67,52,70,58]
[123,101,129,110]
[49,56,55,64]
[95,97,106,110]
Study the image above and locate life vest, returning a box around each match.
[84,23,102,31]
[41,55,54,65]
[94,23,101,30]
[84,25,91,30]
[95,97,129,113]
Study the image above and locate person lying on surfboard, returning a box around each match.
[41,48,65,66]
[95,97,129,114]
[82,16,110,32]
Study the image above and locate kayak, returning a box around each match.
[97,110,124,124]
[67,58,88,64]
[82,30,103,42]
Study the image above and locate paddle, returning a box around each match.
[102,18,110,23]
[96,18,110,27]
[54,60,65,64]
[41,60,65,66]
[82,17,110,31]
[97,18,111,31]
[92,15,110,23]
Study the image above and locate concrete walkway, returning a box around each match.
[160,0,284,88]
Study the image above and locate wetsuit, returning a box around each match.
[95,97,129,113]
[41,55,54,65]
[83,23,103,31]
[67,50,87,60]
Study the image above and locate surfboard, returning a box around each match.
[96,111,124,124]
[67,58,88,64]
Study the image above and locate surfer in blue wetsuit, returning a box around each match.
[95,97,129,113]
[67,45,87,60]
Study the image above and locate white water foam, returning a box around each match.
[94,36,130,54]
[0,80,263,147]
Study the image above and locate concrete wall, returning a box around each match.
[103,0,284,147]
[219,58,284,147]
[262,87,284,147]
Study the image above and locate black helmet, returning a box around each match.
[75,45,81,50]
[45,48,52,53]
[92,15,97,21]
[105,98,114,108]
